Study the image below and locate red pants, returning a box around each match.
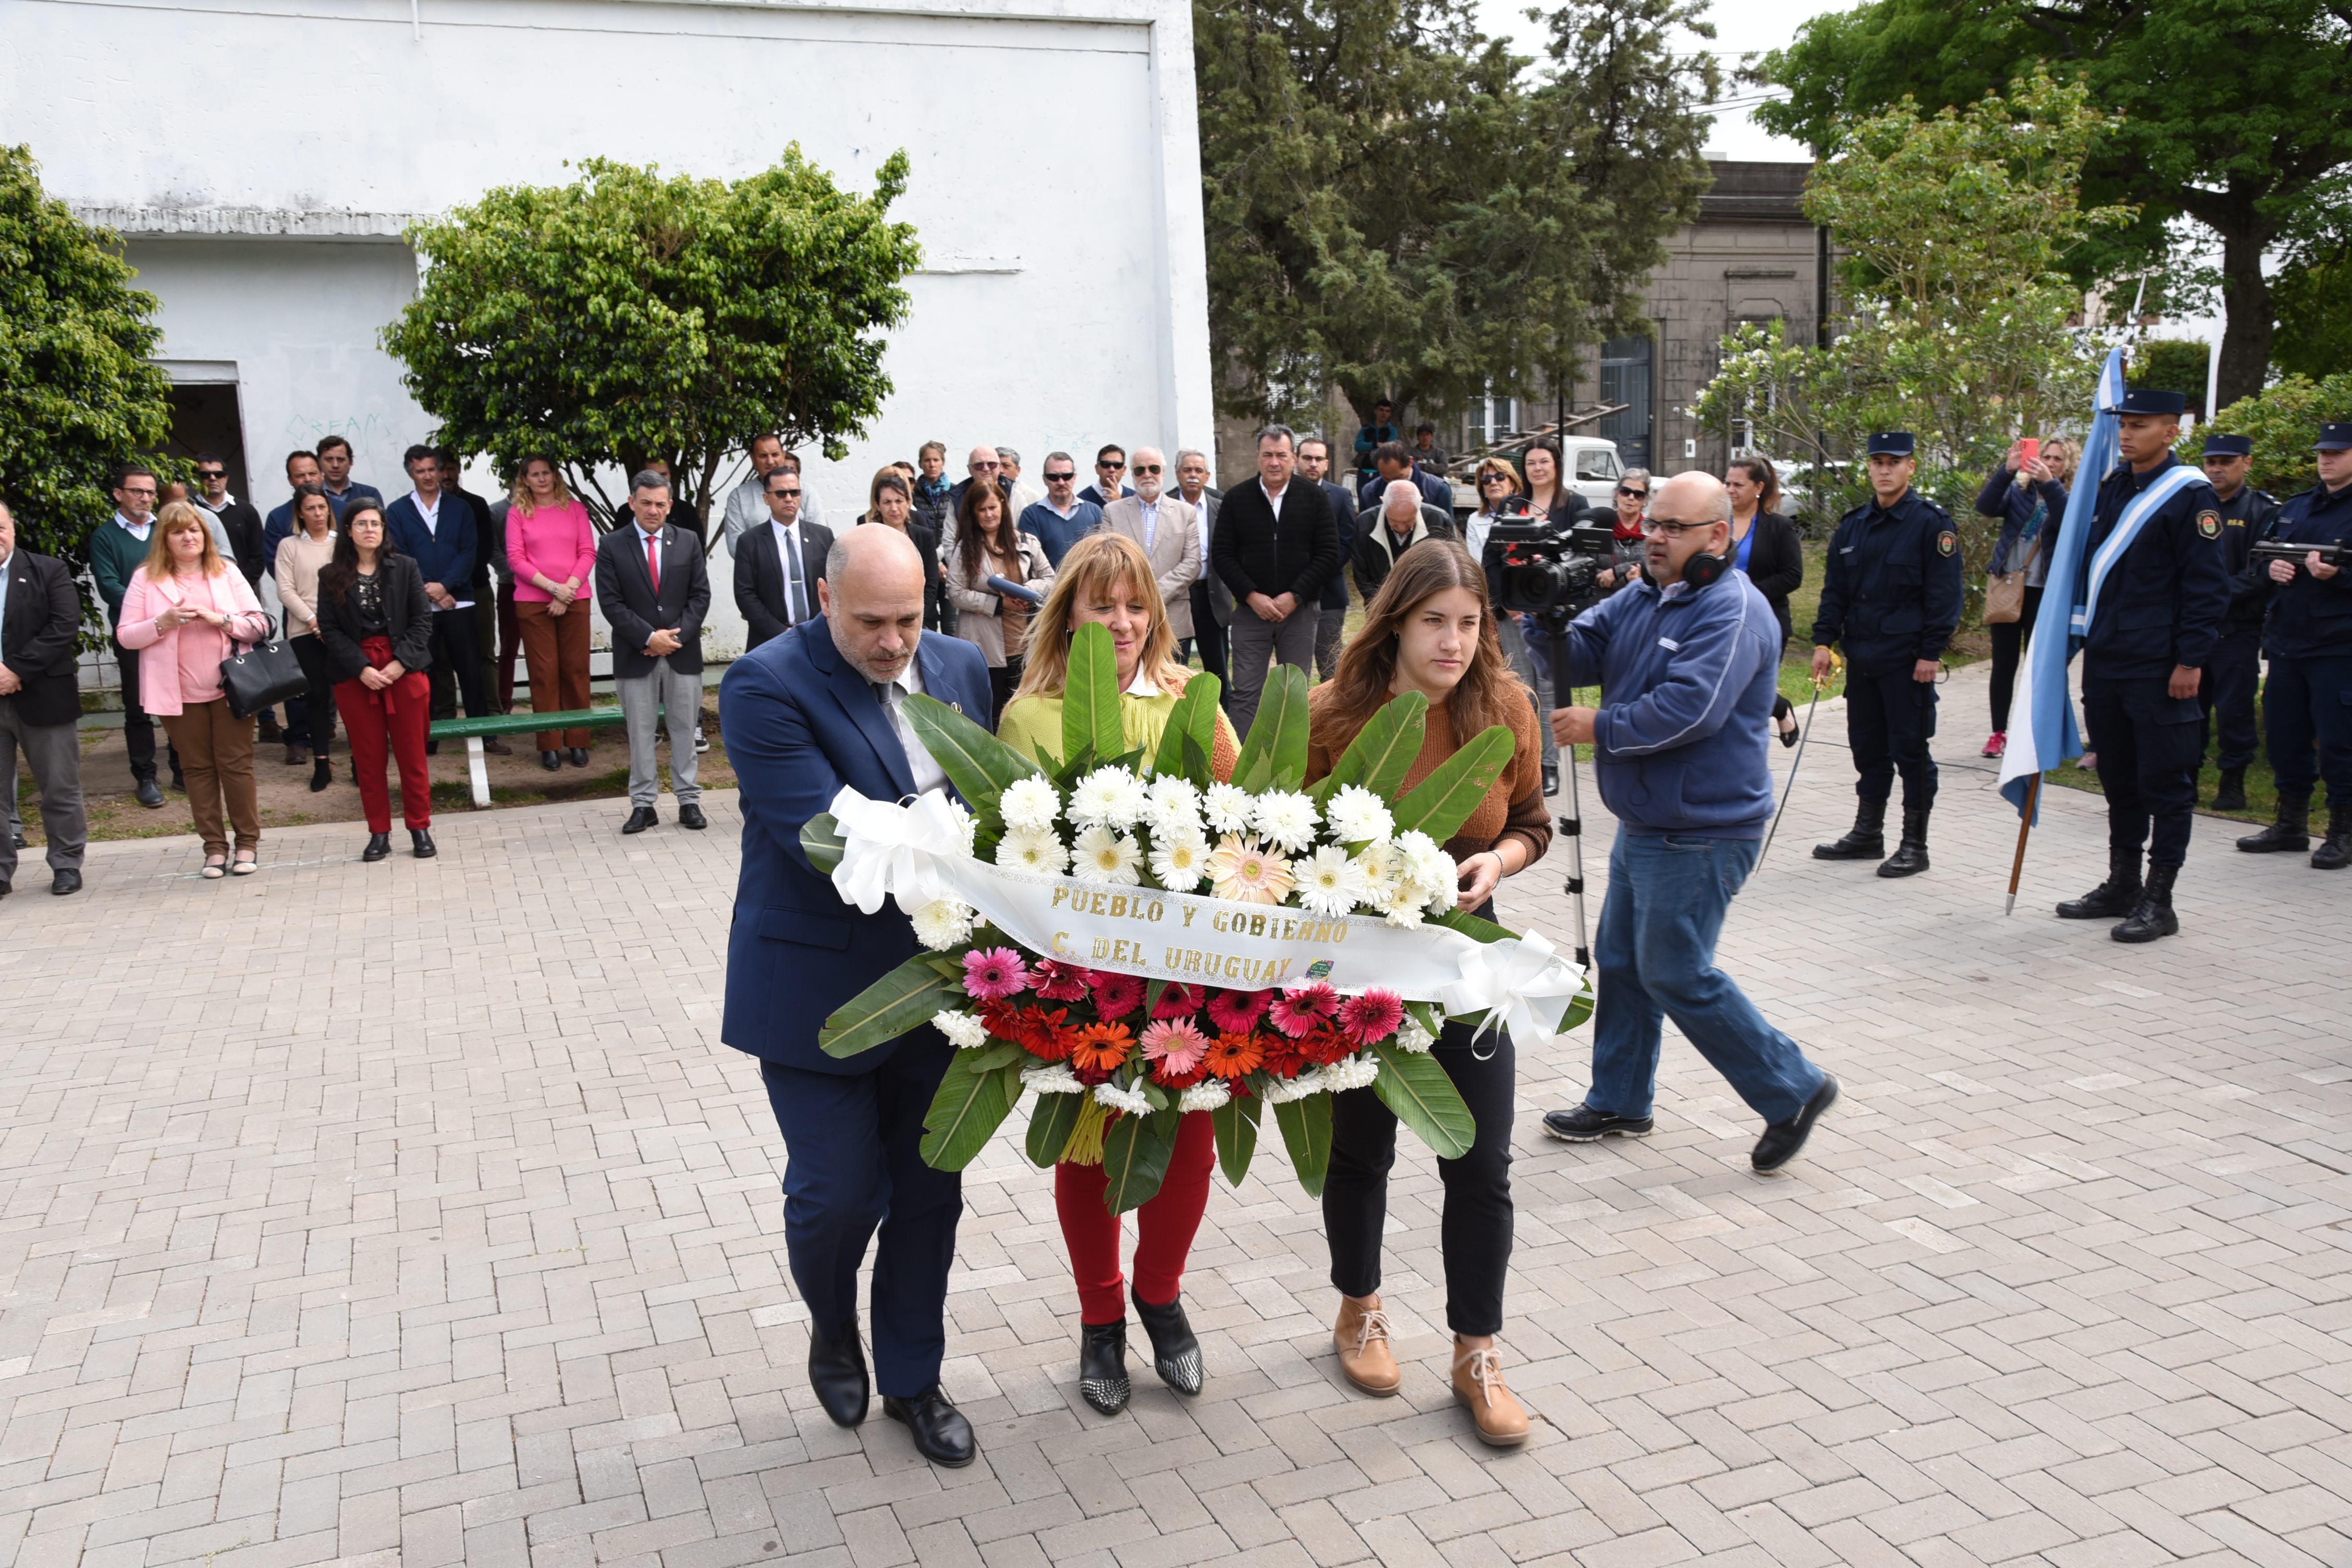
[1054,1110,1216,1324]
[333,638,432,832]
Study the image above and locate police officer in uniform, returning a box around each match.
[2196,432,2276,811]
[2052,389,2231,941]
[2235,421,2352,869]
[1810,432,1963,877]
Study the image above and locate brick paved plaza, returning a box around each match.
[6,666,2350,1568]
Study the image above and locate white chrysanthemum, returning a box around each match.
[1376,891,1427,930]
[1261,1071,1326,1104]
[1145,774,1203,830]
[1178,1080,1233,1113]
[1296,845,1370,918]
[1251,790,1320,854]
[1320,1055,1380,1092]
[1395,830,1453,891]
[1325,785,1395,846]
[1395,1015,1436,1054]
[1022,1063,1087,1095]
[1073,825,1144,886]
[1000,775,1061,833]
[909,898,976,950]
[1094,1080,1154,1117]
[1352,840,1401,903]
[1070,766,1149,829]
[1148,829,1211,891]
[933,1010,991,1051]
[1203,781,1253,834]
[996,825,1071,876]
[1424,885,1455,917]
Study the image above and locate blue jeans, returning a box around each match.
[1587,827,1824,1126]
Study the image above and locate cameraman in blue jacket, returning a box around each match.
[1537,471,1838,1173]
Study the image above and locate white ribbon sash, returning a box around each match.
[826,787,1586,1036]
[2073,463,2203,641]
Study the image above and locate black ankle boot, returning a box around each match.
[1877,809,1930,877]
[1077,1320,1131,1414]
[2211,765,2247,812]
[1132,1287,1203,1395]
[362,832,392,863]
[1814,799,1886,860]
[2313,803,2351,871]
[310,758,332,793]
[411,828,437,859]
[2111,863,2180,943]
[2238,795,2310,853]
[2056,847,2141,918]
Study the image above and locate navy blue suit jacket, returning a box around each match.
[384,493,478,596]
[720,616,994,1074]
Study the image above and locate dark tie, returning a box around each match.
[785,529,808,623]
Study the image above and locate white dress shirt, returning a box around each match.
[769,518,811,624]
[1261,479,1289,520]
[1138,496,1161,552]
[873,653,949,797]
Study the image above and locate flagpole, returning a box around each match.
[2005,774,2041,916]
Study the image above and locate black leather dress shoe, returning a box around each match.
[411,829,437,859]
[51,868,81,896]
[1133,1288,1203,1395]
[622,806,658,835]
[136,778,165,809]
[1752,1075,1840,1173]
[678,803,707,830]
[883,1387,975,1467]
[540,750,561,771]
[0,878,10,897]
[362,833,393,863]
[1078,1320,1130,1414]
[807,1324,870,1428]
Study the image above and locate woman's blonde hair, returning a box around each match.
[1012,532,1190,702]
[2043,436,2079,484]
[508,455,574,512]
[140,500,226,580]
[1474,457,1522,503]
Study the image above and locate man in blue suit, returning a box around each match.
[719,524,994,1467]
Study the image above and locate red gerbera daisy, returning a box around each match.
[1092,972,1146,1020]
[1301,1022,1357,1067]
[1202,1031,1265,1080]
[1068,1022,1135,1075]
[1022,1008,1076,1062]
[1031,959,1089,1001]
[1338,988,1405,1043]
[1257,1036,1309,1080]
[1153,982,1207,1018]
[1206,988,1271,1034]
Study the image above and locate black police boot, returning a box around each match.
[2210,766,2248,813]
[2312,803,2352,871]
[1077,1320,1131,1415]
[1133,1287,1204,1396]
[1813,799,1886,861]
[2111,863,2180,943]
[2237,795,2310,853]
[1877,810,1931,878]
[2056,847,2141,919]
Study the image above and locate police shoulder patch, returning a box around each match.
[1936,530,1956,557]
[2197,510,2221,540]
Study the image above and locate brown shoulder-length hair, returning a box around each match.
[1013,532,1190,702]
[1324,538,1523,744]
[1729,454,1782,515]
[139,500,226,580]
[954,478,1015,580]
[867,466,912,523]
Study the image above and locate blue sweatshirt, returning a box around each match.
[1561,569,1780,837]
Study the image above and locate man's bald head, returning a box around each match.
[1642,471,1734,587]
[819,523,927,684]
[1655,471,1731,524]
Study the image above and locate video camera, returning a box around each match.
[2252,538,2348,573]
[1485,496,1626,620]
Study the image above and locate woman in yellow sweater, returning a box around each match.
[996,532,1239,1416]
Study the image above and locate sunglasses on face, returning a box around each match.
[1619,486,1648,498]
[198,468,226,480]
[769,486,802,498]
[1044,471,1075,483]
[1098,460,1123,470]
[1132,464,1162,475]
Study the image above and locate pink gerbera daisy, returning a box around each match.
[1153,982,1207,1019]
[962,947,1031,1002]
[1031,959,1088,1001]
[1140,1019,1210,1080]
[1337,988,1405,1043]
[1205,987,1270,1034]
[1091,972,1146,1020]
[1266,990,1325,1038]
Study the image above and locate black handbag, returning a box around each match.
[220,614,311,719]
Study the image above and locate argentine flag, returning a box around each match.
[1998,348,2125,821]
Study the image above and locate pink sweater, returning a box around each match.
[508,499,597,603]
[116,567,270,714]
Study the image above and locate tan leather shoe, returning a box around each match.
[1333,1295,1401,1395]
[1452,1341,1530,1446]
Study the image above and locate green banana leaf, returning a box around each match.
[1431,906,1515,945]
[1100,1107,1179,1212]
[1231,663,1311,791]
[1389,724,1514,842]
[1211,1093,1260,1186]
[1271,1092,1332,1197]
[919,1049,1018,1169]
[1308,691,1429,808]
[1370,1041,1476,1159]
[901,692,1044,808]
[801,812,847,875]
[1153,671,1223,779]
[1063,621,1125,765]
[819,953,957,1058]
[1025,1091,1087,1167]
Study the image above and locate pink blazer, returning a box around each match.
[508,499,598,603]
[116,567,270,715]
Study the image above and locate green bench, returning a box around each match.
[429,708,630,807]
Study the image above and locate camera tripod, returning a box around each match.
[1538,617,1592,969]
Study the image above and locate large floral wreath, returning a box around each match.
[801,623,1589,1213]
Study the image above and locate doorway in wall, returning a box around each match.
[159,380,252,504]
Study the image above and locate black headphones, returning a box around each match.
[1682,548,1731,589]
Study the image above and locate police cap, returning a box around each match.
[1866,432,1916,456]
[2201,433,2252,457]
[2314,422,2352,451]
[2118,388,2187,416]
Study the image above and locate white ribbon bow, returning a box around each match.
[828,787,971,915]
[1437,929,1585,1046]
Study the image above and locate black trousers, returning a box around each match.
[2200,628,2263,771]
[987,657,1024,727]
[1845,665,1938,810]
[2264,653,2352,805]
[426,605,494,720]
[1324,1021,1514,1337]
[2082,672,2201,867]
[289,636,339,756]
[113,641,177,783]
[1187,582,1228,695]
[1987,585,2043,734]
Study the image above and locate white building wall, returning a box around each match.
[2,0,1212,662]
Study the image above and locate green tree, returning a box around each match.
[2128,339,2212,414]
[1695,72,2120,578]
[1194,0,1717,432]
[385,149,922,536]
[2182,372,2352,497]
[0,144,175,638]
[2271,252,2352,383]
[1753,0,2352,409]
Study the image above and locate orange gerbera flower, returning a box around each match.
[1203,1031,1266,1080]
[1068,1022,1135,1074]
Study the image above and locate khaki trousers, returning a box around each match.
[158,699,260,855]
